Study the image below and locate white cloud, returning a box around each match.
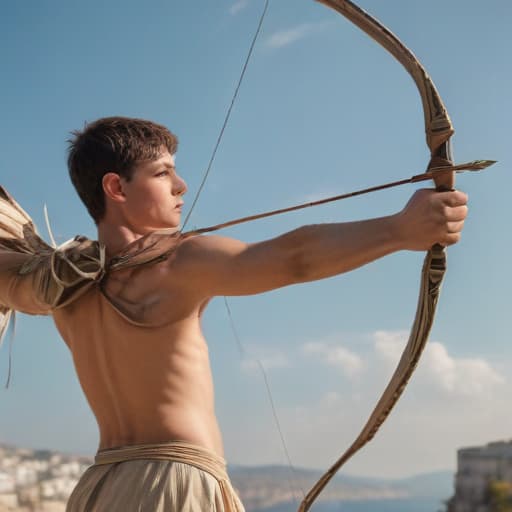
[302,341,363,377]
[374,329,408,364]
[226,329,511,478]
[422,341,505,396]
[229,0,249,16]
[373,330,505,398]
[265,21,331,49]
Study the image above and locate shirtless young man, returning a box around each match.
[0,116,467,511]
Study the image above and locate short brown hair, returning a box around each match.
[67,116,178,223]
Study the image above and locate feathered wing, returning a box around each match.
[0,187,105,343]
[0,187,188,337]
[0,186,44,350]
[0,186,190,388]
[0,187,50,385]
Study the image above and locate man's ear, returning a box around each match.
[102,173,126,203]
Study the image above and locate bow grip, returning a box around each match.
[432,183,454,251]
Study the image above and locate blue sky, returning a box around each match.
[1,0,511,481]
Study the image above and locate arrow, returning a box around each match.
[186,160,496,235]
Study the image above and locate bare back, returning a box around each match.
[52,258,223,456]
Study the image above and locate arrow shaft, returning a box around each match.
[185,163,489,236]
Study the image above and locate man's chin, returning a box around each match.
[154,219,181,232]
[139,221,180,234]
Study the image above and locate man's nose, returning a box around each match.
[173,174,187,196]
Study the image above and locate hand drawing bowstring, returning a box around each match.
[180,1,493,510]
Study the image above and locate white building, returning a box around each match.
[449,440,512,512]
[0,473,15,494]
[15,465,38,487]
[51,461,83,478]
[41,477,79,500]
[0,493,18,509]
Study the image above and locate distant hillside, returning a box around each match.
[229,465,453,511]
[0,442,453,512]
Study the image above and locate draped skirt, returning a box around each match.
[66,441,245,512]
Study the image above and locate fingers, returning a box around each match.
[444,204,468,223]
[442,231,463,246]
[437,192,468,246]
[399,188,469,251]
[446,219,466,234]
[434,189,468,228]
[438,190,468,207]
[437,219,464,246]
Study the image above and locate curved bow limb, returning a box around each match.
[298,1,458,510]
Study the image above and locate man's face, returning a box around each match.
[120,150,187,233]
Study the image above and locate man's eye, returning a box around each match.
[156,171,168,177]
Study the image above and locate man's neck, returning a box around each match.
[97,221,148,259]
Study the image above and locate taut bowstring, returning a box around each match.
[180,1,303,504]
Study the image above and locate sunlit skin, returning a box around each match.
[51,149,468,457]
[98,151,187,256]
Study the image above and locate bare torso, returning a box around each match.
[52,258,224,457]
[43,184,469,463]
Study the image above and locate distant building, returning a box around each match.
[0,473,15,494]
[449,440,512,512]
[14,466,37,487]
[39,500,66,512]
[0,493,18,509]
[41,477,79,501]
[0,443,92,511]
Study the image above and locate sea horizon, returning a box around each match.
[256,496,445,512]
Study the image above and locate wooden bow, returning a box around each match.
[298,1,457,509]
[178,2,493,509]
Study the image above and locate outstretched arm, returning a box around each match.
[173,189,467,298]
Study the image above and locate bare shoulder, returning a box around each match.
[168,234,250,294]
[169,231,295,297]
[173,234,249,264]
[103,230,294,323]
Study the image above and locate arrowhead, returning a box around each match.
[428,160,497,174]
[454,160,497,172]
